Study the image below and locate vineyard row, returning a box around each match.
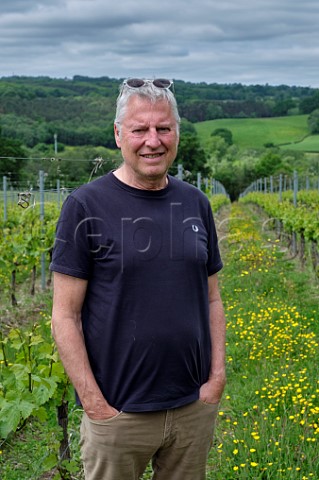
[239,190,319,277]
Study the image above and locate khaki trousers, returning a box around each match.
[80,400,219,480]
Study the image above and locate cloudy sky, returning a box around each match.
[1,0,318,87]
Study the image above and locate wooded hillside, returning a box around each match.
[1,76,319,199]
[0,75,318,148]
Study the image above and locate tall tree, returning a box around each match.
[174,133,207,182]
[308,109,319,134]
[0,128,26,181]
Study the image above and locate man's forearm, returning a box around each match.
[199,274,226,404]
[199,298,226,404]
[52,316,117,419]
[209,298,226,376]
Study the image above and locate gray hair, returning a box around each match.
[114,80,180,135]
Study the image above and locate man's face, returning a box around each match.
[114,95,179,186]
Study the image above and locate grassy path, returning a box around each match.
[206,202,319,479]
[1,201,318,479]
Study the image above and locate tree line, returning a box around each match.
[1,75,318,148]
[0,76,319,199]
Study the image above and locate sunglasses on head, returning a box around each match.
[122,78,174,91]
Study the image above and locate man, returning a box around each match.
[51,78,226,480]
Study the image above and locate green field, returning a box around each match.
[282,133,319,152]
[195,114,319,152]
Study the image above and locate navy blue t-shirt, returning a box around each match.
[50,173,223,412]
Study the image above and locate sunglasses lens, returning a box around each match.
[126,78,145,88]
[153,78,171,89]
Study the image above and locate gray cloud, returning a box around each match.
[0,0,318,86]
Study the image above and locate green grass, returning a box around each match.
[207,203,319,479]
[280,134,319,152]
[195,115,315,151]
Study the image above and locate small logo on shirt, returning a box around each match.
[192,225,199,232]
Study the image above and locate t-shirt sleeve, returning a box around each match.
[50,195,91,279]
[206,203,223,276]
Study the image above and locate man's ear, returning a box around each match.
[114,123,121,147]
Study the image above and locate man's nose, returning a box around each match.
[145,129,161,148]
